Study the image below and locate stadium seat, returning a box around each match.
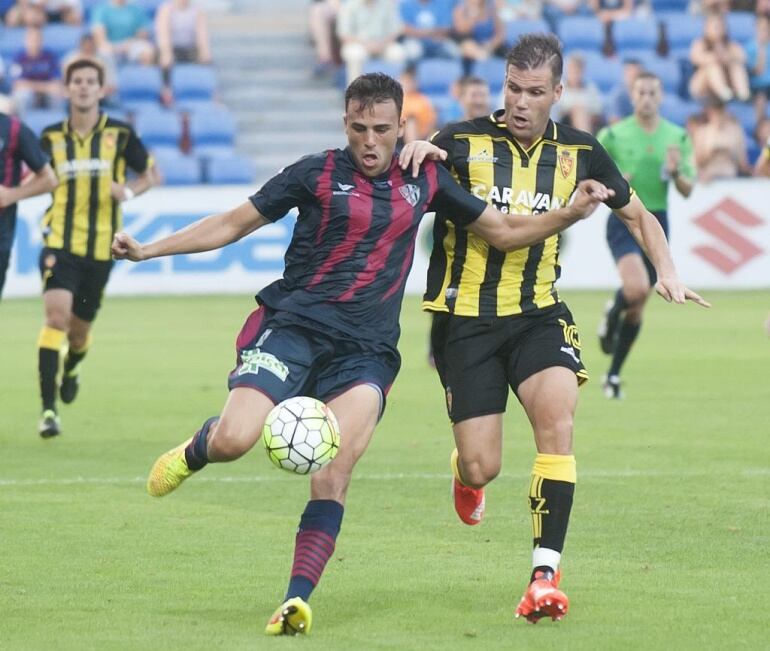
[472,57,506,95]
[171,64,217,102]
[207,154,257,184]
[194,144,236,159]
[153,151,202,185]
[42,24,84,59]
[361,60,404,78]
[727,101,757,137]
[583,55,623,94]
[0,27,25,59]
[726,12,755,43]
[505,19,550,47]
[645,56,681,95]
[22,109,66,135]
[746,139,761,165]
[118,65,163,106]
[189,106,236,147]
[134,108,182,148]
[557,16,604,53]
[416,58,463,97]
[659,95,700,126]
[660,13,704,53]
[650,0,688,13]
[612,18,660,54]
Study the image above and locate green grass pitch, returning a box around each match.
[1,291,768,650]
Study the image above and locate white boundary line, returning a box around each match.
[0,468,767,487]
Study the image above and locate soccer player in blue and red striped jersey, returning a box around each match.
[111,73,611,636]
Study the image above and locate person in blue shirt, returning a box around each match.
[10,26,62,111]
[91,0,155,64]
[400,0,458,61]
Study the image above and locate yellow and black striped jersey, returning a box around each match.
[424,111,631,317]
[40,114,151,261]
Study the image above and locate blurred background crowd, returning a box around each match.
[2,0,769,184]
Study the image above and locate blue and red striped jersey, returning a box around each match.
[249,147,486,349]
[1,113,49,221]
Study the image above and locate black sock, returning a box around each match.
[608,320,642,377]
[531,477,575,553]
[39,348,59,412]
[184,417,218,470]
[607,289,628,333]
[63,347,88,375]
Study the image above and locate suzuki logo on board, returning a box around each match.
[691,199,764,274]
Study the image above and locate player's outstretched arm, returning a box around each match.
[469,180,613,251]
[612,194,710,307]
[0,164,57,208]
[399,139,448,178]
[112,200,269,262]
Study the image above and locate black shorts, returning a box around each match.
[228,306,401,416]
[430,302,589,424]
[39,247,113,322]
[607,210,669,285]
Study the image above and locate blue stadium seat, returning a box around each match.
[726,12,755,43]
[207,155,257,184]
[583,54,623,93]
[22,109,66,135]
[650,0,688,13]
[361,60,404,78]
[118,65,163,106]
[557,16,604,53]
[616,49,657,67]
[472,57,506,95]
[153,151,202,185]
[171,64,217,102]
[659,95,700,126]
[660,13,703,52]
[416,58,463,97]
[134,108,182,148]
[505,19,550,47]
[42,24,84,59]
[431,94,462,126]
[645,56,681,95]
[727,101,757,137]
[189,106,236,147]
[0,27,25,59]
[194,144,236,159]
[746,139,761,165]
[612,18,659,54]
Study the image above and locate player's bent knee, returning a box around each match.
[460,456,500,488]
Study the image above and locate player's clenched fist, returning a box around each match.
[112,232,144,261]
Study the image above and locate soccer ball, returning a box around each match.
[262,396,341,475]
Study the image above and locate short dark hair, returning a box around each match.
[506,33,563,84]
[64,58,105,86]
[345,73,403,117]
[635,71,661,85]
[458,75,488,91]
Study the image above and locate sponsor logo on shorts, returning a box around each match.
[238,348,289,381]
[558,318,581,348]
[560,345,580,364]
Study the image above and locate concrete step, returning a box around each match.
[240,130,343,151]
[235,111,342,132]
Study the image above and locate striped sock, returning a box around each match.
[285,499,344,602]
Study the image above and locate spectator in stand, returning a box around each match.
[62,32,118,101]
[4,0,47,26]
[41,0,82,24]
[542,0,588,32]
[1,0,14,22]
[400,65,437,142]
[758,0,770,19]
[10,26,62,112]
[687,0,729,14]
[437,74,492,124]
[752,116,770,175]
[452,0,506,73]
[551,53,602,133]
[337,0,406,84]
[690,98,751,182]
[155,0,211,68]
[606,58,643,123]
[497,0,543,21]
[689,12,750,103]
[92,0,155,66]
[400,0,457,62]
[746,15,770,121]
[589,0,632,24]
[308,0,340,77]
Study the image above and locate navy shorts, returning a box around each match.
[39,247,113,322]
[431,302,589,424]
[606,210,668,285]
[228,306,401,416]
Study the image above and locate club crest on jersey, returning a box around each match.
[558,150,574,178]
[399,184,420,207]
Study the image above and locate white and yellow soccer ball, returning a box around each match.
[262,396,340,475]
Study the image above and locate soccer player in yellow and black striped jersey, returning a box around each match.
[402,34,710,623]
[37,58,156,438]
